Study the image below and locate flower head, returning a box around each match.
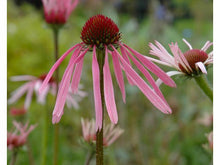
[42,0,78,25]
[7,121,37,150]
[81,118,124,146]
[148,39,213,84]
[8,74,85,110]
[39,14,176,131]
[8,75,56,109]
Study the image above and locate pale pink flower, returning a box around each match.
[42,0,78,25]
[7,121,37,150]
[8,74,86,110]
[8,74,56,109]
[197,113,213,127]
[39,15,176,131]
[81,118,124,146]
[148,39,213,86]
[206,131,213,150]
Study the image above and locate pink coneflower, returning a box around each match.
[8,74,85,110]
[81,118,124,146]
[39,14,176,130]
[7,121,36,150]
[42,0,78,25]
[8,75,56,109]
[10,107,27,116]
[148,39,213,85]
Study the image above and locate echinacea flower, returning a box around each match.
[7,121,37,150]
[148,39,213,86]
[39,14,176,130]
[42,0,78,25]
[10,107,27,116]
[81,118,124,146]
[8,74,56,109]
[8,74,85,110]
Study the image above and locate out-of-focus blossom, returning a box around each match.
[206,131,213,150]
[8,74,56,109]
[148,39,213,86]
[42,0,78,25]
[39,14,176,130]
[7,121,37,150]
[8,74,86,110]
[81,118,124,146]
[197,113,213,127]
[203,131,213,152]
[10,107,27,116]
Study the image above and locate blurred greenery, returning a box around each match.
[7,0,213,164]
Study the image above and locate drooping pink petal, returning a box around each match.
[112,45,172,114]
[104,46,118,124]
[195,62,207,74]
[71,56,84,93]
[120,45,136,85]
[52,47,82,124]
[156,71,182,87]
[122,44,176,87]
[111,51,126,103]
[92,46,103,131]
[121,46,166,102]
[39,43,81,94]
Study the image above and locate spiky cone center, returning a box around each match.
[179,49,208,75]
[80,15,121,49]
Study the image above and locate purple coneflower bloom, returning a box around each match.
[39,15,176,130]
[148,39,213,86]
[8,74,85,110]
[81,118,124,146]
[7,121,36,150]
[42,0,78,25]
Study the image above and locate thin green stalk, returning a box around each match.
[96,49,105,165]
[10,150,18,165]
[84,149,95,165]
[53,28,60,165]
[194,74,213,102]
[41,103,49,165]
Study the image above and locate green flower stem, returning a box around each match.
[194,74,213,102]
[84,149,95,165]
[41,103,49,165]
[10,150,18,165]
[53,28,60,165]
[96,49,105,165]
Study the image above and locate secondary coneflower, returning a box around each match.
[42,0,78,25]
[148,39,213,84]
[39,14,176,130]
[8,74,85,110]
[81,118,124,146]
[149,39,213,101]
